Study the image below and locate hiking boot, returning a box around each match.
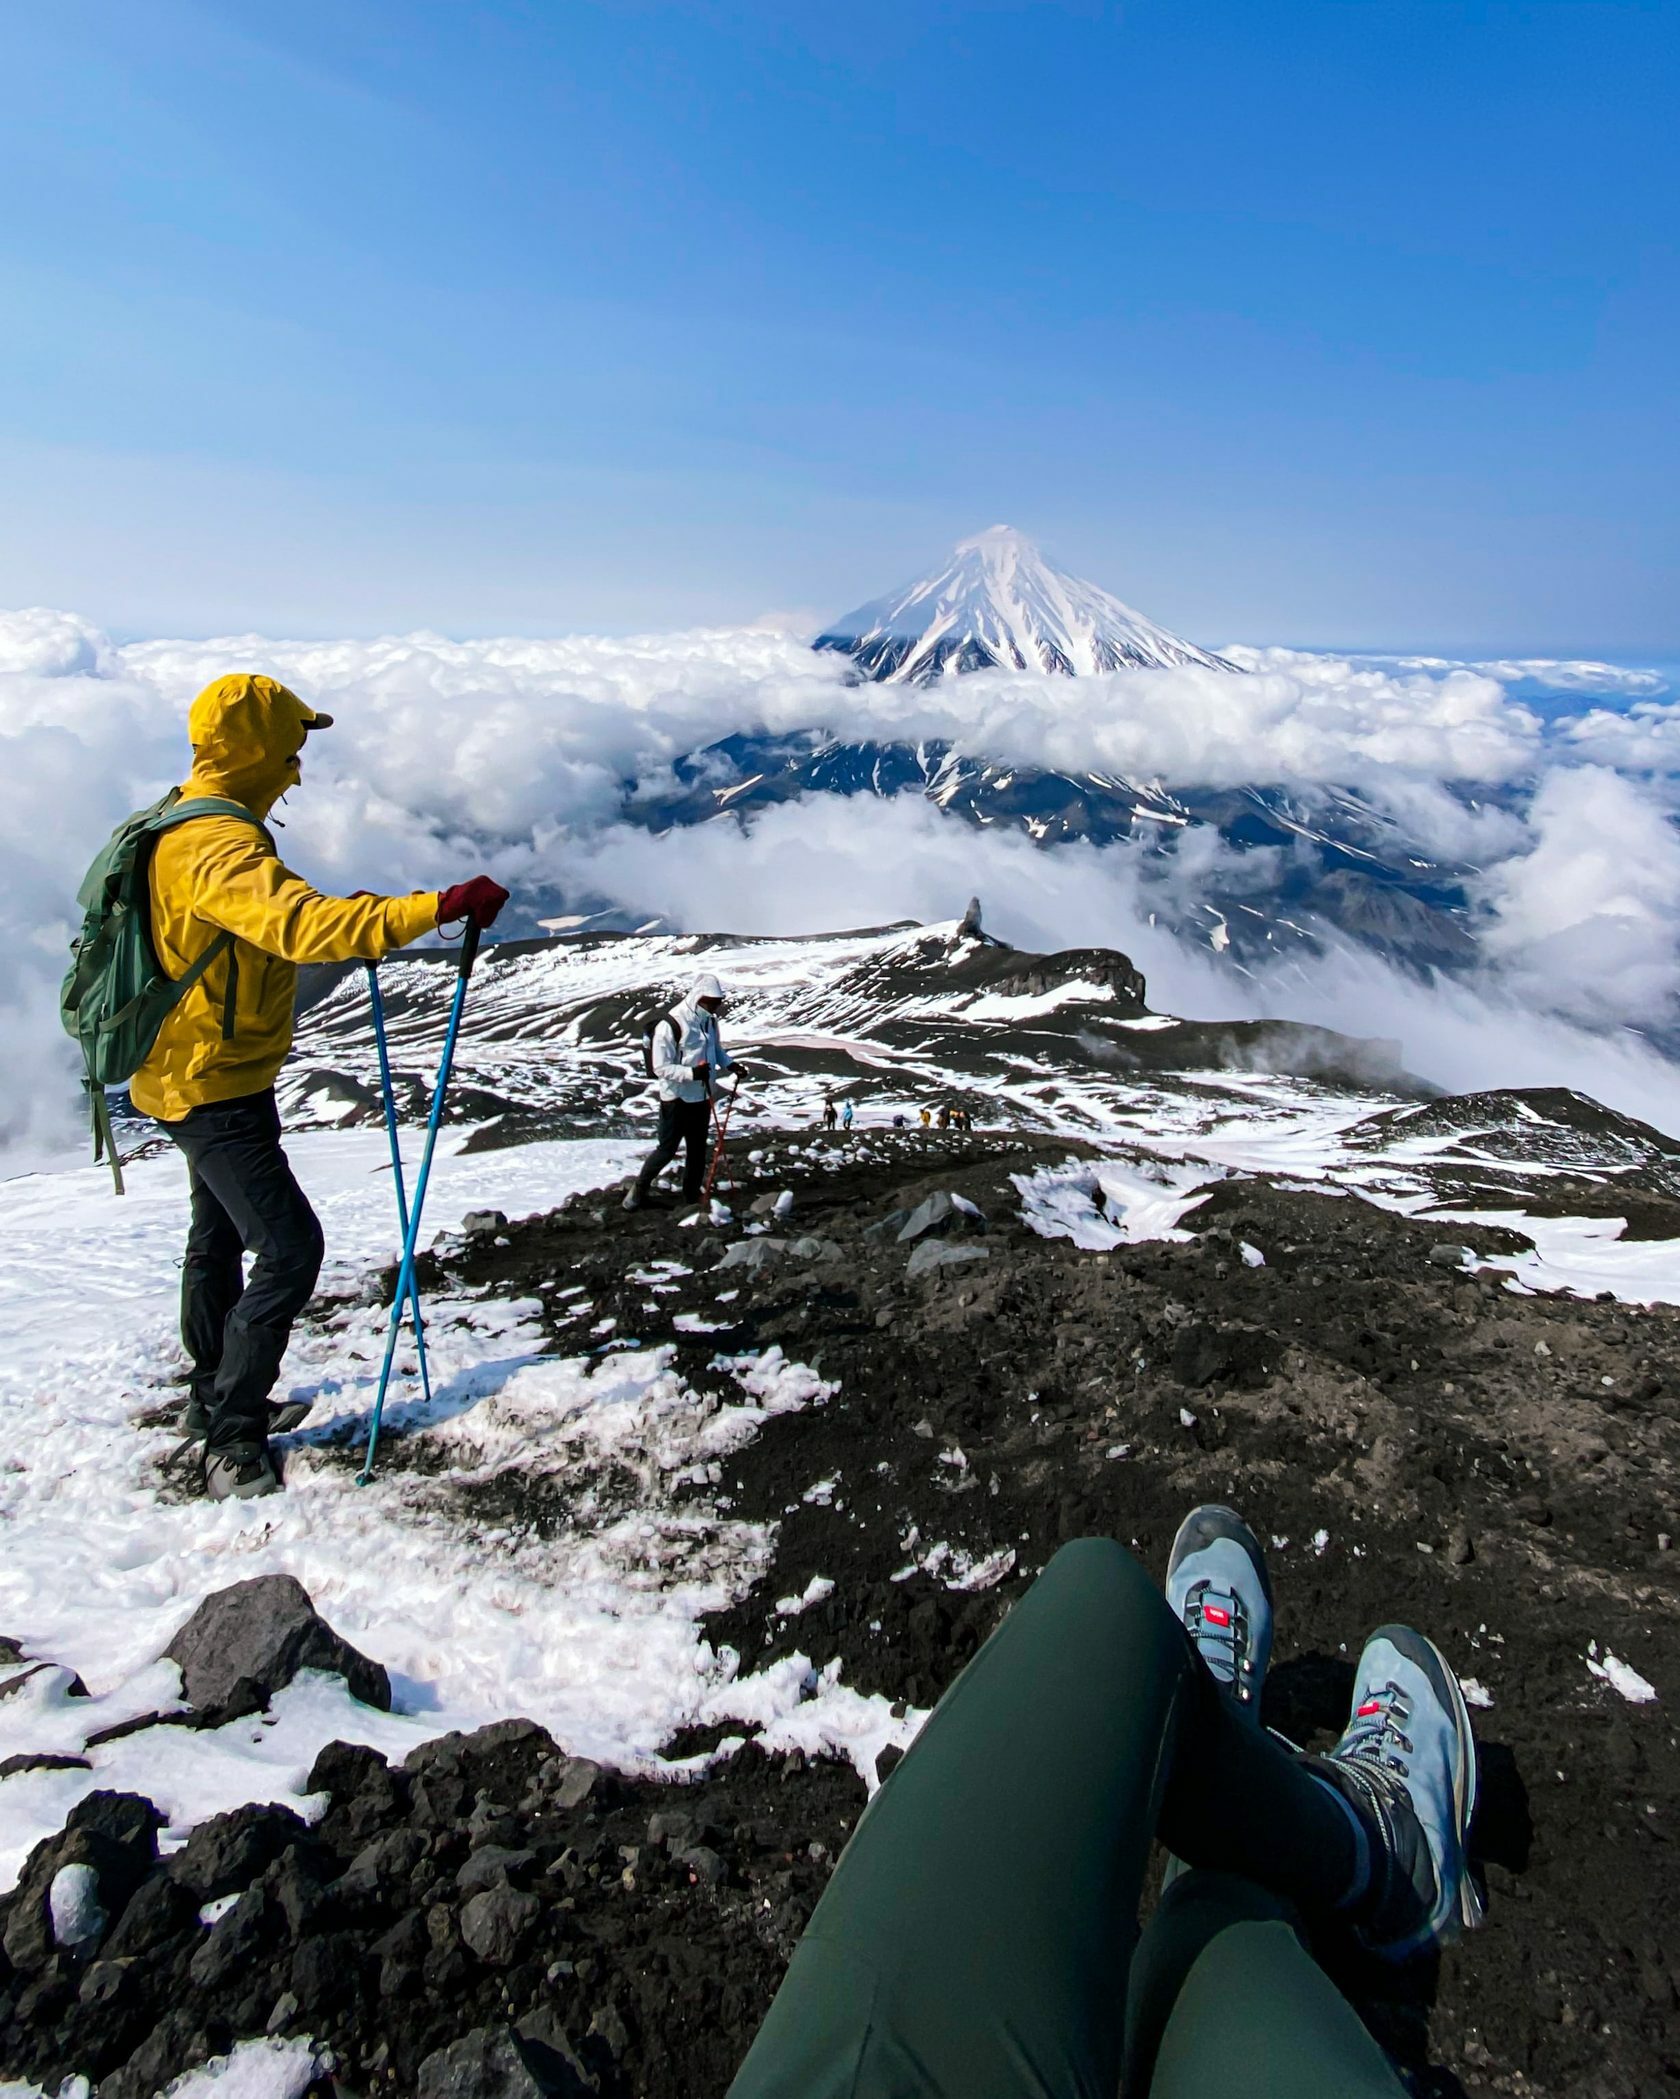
[204,1442,281,1502]
[179,1395,210,1441]
[268,1398,312,1435]
[1309,1625,1484,1960]
[622,1184,647,1212]
[1166,1504,1273,1722]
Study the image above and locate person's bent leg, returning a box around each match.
[729,1535,1378,2099]
[681,1097,710,1196]
[1125,1873,1405,2099]
[729,1537,1195,2099]
[169,1091,323,1448]
[633,1102,683,1199]
[177,1160,243,1429]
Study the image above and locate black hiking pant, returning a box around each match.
[730,1538,1406,2099]
[635,1096,711,1199]
[159,1087,324,1451]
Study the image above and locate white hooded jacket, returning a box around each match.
[651,978,736,1104]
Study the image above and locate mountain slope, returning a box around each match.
[813,525,1239,682]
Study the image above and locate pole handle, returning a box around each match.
[458,918,482,979]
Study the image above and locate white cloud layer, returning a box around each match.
[4,608,1678,1154]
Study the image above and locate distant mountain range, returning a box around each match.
[576,529,1475,973]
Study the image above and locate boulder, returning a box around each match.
[789,1236,844,1263]
[164,1574,390,1721]
[459,1885,540,1965]
[462,1210,510,1235]
[456,1845,536,1897]
[906,1242,990,1281]
[898,1192,987,1244]
[716,1237,787,1275]
[674,1844,726,1887]
[549,1756,601,1811]
[897,1192,958,1242]
[1428,1243,1473,1269]
[420,2024,592,2098]
[167,1801,309,1901]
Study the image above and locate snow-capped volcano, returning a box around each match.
[813,524,1240,682]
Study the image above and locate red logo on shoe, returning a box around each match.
[1203,1604,1232,1628]
[1357,1699,1383,1717]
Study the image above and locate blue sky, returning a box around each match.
[2,0,1675,648]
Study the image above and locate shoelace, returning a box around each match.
[1340,1682,1415,1775]
[1184,1582,1256,1702]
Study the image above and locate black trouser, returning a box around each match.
[730,1538,1404,2099]
[159,1088,324,1451]
[635,1096,711,1198]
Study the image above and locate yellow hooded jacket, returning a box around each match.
[130,674,441,1124]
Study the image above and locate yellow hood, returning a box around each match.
[184,673,335,817]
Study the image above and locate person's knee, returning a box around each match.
[1029,1535,1172,1645]
[262,1206,324,1310]
[1040,1533,1147,1596]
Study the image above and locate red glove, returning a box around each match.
[437,876,510,930]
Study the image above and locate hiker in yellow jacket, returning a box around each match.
[134,673,509,1502]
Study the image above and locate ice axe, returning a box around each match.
[359,919,481,1485]
[364,962,435,1413]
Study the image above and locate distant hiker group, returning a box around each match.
[920,1102,974,1131]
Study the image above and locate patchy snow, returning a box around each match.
[161,2039,325,2098]
[1586,1646,1659,1704]
[0,1131,899,1891]
[775,1576,836,1618]
[1461,1678,1494,1710]
[1013,1155,1213,1250]
[48,1861,104,1948]
[966,978,1116,1021]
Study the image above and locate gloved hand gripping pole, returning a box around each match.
[359,920,480,1484]
[365,962,435,1411]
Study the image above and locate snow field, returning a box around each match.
[0,1129,913,1896]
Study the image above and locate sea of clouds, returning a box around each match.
[4,606,1679,1158]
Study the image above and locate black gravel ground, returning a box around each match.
[4,1128,1677,2097]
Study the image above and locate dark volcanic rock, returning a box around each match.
[459,1886,540,1965]
[419,2023,592,2098]
[167,1801,309,1902]
[163,1574,390,1720]
[2,1791,163,1974]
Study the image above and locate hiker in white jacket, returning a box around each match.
[624,974,739,1209]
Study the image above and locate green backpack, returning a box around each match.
[61,790,272,1193]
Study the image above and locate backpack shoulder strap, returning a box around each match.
[149,797,275,849]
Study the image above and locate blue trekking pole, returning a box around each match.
[359,920,481,1485]
[365,963,434,1411]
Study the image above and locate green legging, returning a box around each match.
[729,1536,1406,2099]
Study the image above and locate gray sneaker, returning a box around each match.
[1310,1625,1484,1959]
[204,1443,281,1502]
[1166,1505,1273,1722]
